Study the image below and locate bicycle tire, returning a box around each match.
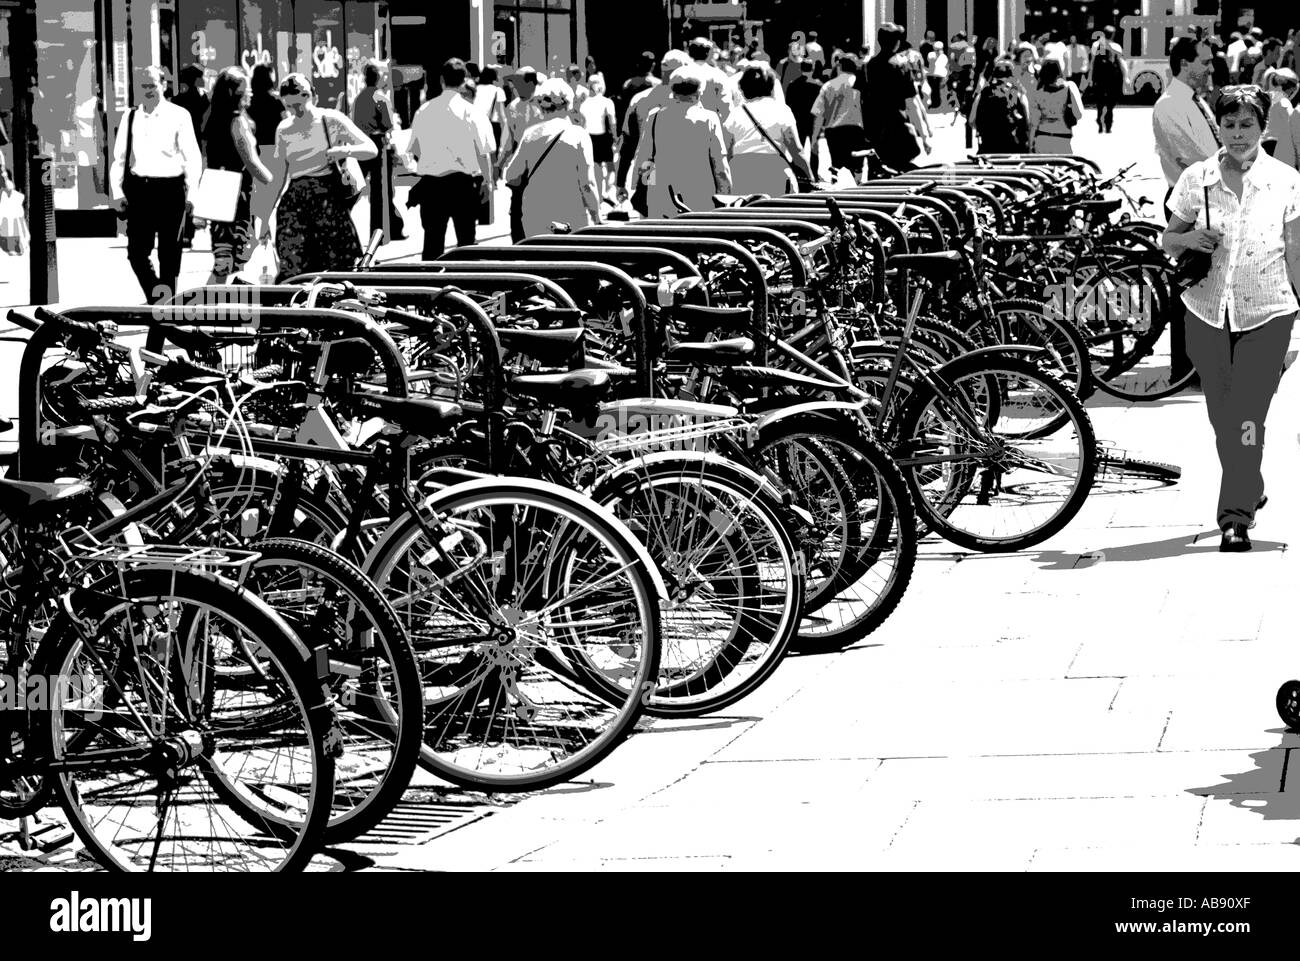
[893,354,1098,552]
[243,537,422,845]
[32,569,336,872]
[363,477,662,792]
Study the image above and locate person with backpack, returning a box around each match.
[969,58,1030,153]
[1088,25,1126,133]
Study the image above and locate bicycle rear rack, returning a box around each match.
[59,529,261,577]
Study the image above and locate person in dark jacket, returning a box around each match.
[173,63,208,248]
[786,58,823,177]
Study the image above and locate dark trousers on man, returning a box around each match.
[1094,89,1118,132]
[823,125,867,177]
[1184,309,1296,529]
[418,172,479,261]
[125,175,186,305]
[360,136,405,241]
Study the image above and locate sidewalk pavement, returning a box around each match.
[350,374,1300,872]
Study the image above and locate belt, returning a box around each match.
[130,174,185,184]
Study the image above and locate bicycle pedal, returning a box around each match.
[27,822,74,852]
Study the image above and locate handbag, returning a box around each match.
[1172,184,1214,289]
[1062,86,1079,128]
[631,112,658,217]
[509,128,565,242]
[740,103,815,193]
[190,168,244,222]
[321,113,365,208]
[233,237,280,285]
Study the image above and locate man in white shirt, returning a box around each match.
[810,54,865,176]
[1153,37,1219,214]
[804,31,826,78]
[1064,34,1089,88]
[109,66,202,305]
[406,58,492,260]
[1225,31,1247,75]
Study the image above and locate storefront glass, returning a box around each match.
[496,0,574,75]
[35,4,109,211]
[241,0,295,81]
[177,0,239,91]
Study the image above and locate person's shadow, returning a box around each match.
[1033,531,1287,570]
[1188,735,1300,839]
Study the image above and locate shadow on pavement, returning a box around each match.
[1033,532,1286,569]
[1188,738,1300,838]
[788,643,884,658]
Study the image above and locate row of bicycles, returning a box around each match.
[0,151,1184,871]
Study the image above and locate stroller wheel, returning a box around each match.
[1276,680,1300,730]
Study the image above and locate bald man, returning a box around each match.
[110,66,203,304]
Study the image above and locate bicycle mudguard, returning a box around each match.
[749,399,873,437]
[361,476,671,604]
[586,449,805,528]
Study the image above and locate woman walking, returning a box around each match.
[970,59,1031,154]
[725,63,813,196]
[1162,85,1300,551]
[502,78,601,238]
[202,66,273,283]
[265,73,376,282]
[579,72,618,202]
[1028,58,1084,154]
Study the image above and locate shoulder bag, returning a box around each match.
[740,103,814,193]
[1172,183,1214,289]
[321,112,365,208]
[118,107,138,215]
[509,127,565,242]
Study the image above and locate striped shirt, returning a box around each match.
[1170,148,1300,331]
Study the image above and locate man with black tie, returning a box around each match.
[1153,37,1220,220]
[110,66,203,305]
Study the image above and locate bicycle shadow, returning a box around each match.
[1186,735,1300,836]
[1033,532,1286,570]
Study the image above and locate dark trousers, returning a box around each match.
[124,175,186,305]
[360,137,405,239]
[1094,90,1118,131]
[824,125,867,176]
[419,172,478,261]
[798,126,819,178]
[1184,309,1296,529]
[926,76,942,108]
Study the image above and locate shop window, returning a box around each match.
[176,0,238,91]
[242,0,294,83]
[295,0,346,110]
[35,3,108,210]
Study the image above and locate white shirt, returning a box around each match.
[579,94,616,136]
[1043,41,1068,66]
[1227,38,1247,75]
[109,99,202,199]
[1064,43,1089,75]
[1170,149,1300,332]
[725,97,799,156]
[1152,76,1221,187]
[407,90,490,178]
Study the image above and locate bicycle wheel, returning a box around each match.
[364,477,661,792]
[752,414,918,651]
[991,297,1092,401]
[242,538,422,845]
[589,456,803,716]
[893,354,1098,552]
[32,569,336,872]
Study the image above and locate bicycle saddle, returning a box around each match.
[496,327,586,367]
[665,337,756,366]
[508,369,613,407]
[347,394,464,436]
[886,251,963,283]
[0,478,92,523]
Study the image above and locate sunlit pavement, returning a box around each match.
[11,105,1300,871]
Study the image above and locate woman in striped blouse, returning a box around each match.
[1162,85,1300,551]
